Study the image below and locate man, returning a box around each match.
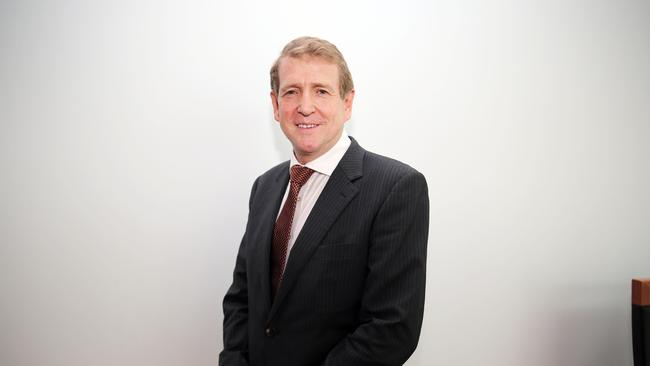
[220,36,429,366]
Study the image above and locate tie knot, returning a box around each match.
[290,165,314,187]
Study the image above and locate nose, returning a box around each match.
[297,93,315,116]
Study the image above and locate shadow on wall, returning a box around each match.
[546,284,632,366]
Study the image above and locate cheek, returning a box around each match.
[279,103,297,119]
[325,106,344,122]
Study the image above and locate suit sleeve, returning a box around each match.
[322,170,429,366]
[219,178,260,366]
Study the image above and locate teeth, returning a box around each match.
[297,124,318,129]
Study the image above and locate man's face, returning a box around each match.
[271,56,354,164]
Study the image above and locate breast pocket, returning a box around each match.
[312,242,366,260]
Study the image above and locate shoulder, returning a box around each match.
[344,136,425,185]
[257,160,289,182]
[342,141,428,205]
[362,149,426,187]
[245,160,288,200]
[364,150,419,174]
[359,149,429,220]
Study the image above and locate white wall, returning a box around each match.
[1,1,649,365]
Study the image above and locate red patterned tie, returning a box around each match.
[271,165,315,299]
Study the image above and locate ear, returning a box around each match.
[343,89,355,122]
[270,91,280,122]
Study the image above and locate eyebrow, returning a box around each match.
[312,83,334,90]
[280,82,335,92]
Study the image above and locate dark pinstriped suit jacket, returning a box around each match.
[220,137,429,366]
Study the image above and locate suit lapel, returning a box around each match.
[250,163,289,316]
[267,138,365,321]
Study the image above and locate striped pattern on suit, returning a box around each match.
[221,137,429,366]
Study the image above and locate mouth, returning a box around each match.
[296,123,319,129]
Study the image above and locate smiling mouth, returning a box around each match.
[296,123,319,129]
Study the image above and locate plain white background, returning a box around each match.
[1,0,649,365]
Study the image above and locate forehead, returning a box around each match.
[277,56,339,88]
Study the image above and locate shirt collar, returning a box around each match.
[289,130,351,177]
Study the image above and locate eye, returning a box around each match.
[283,89,297,96]
[316,88,330,95]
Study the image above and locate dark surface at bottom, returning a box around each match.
[633,304,650,366]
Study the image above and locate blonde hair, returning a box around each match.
[270,36,354,98]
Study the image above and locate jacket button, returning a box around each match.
[265,327,275,337]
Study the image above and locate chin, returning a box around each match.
[293,138,318,151]
[296,146,317,157]
[293,143,320,159]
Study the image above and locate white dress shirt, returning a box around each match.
[278,131,351,258]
